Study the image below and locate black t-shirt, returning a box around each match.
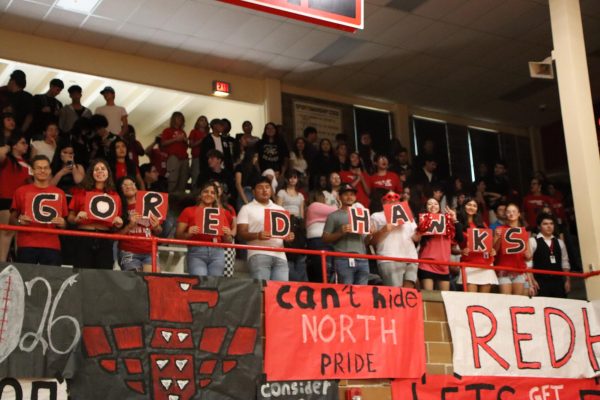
[31,94,63,138]
[8,90,33,132]
[234,163,261,188]
[197,168,234,196]
[257,139,289,172]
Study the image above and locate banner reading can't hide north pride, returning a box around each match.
[442,292,600,379]
[264,281,425,381]
[392,375,600,400]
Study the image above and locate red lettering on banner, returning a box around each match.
[466,306,509,370]
[510,307,541,369]
[544,307,576,368]
[582,307,600,372]
[265,282,425,380]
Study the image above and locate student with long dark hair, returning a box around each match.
[234,149,261,210]
[160,111,189,193]
[257,122,289,176]
[109,137,145,190]
[310,138,337,187]
[339,152,371,208]
[50,140,85,199]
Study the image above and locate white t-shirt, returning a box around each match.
[31,140,56,161]
[237,199,287,260]
[371,211,418,263]
[95,105,127,135]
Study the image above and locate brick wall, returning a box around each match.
[338,292,452,399]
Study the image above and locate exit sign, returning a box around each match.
[220,0,363,32]
[212,80,231,97]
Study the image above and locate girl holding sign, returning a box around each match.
[117,176,162,272]
[493,203,533,296]
[457,198,498,292]
[176,182,234,277]
[417,198,462,291]
[67,159,123,269]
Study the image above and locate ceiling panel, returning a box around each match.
[281,29,339,60]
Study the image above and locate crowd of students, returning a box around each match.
[0,70,576,297]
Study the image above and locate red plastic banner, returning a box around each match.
[264,209,291,239]
[348,207,370,234]
[195,207,223,236]
[84,192,119,222]
[466,228,493,254]
[499,226,528,255]
[219,0,364,32]
[392,374,600,400]
[135,191,168,222]
[24,192,65,224]
[384,202,413,225]
[264,281,425,380]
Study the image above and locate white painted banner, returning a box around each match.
[0,378,68,399]
[442,292,600,378]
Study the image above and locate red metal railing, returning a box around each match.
[1,224,597,292]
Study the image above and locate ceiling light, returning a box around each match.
[56,0,102,14]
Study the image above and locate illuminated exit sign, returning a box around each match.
[220,0,364,32]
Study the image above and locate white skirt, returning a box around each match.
[456,266,499,285]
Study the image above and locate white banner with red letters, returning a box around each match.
[442,292,600,378]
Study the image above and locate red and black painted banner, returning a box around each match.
[264,281,425,381]
[392,374,600,400]
[135,191,168,222]
[220,0,364,32]
[0,263,262,400]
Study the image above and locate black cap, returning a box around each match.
[68,84,82,94]
[100,86,115,95]
[339,184,357,194]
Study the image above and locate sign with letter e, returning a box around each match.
[264,209,291,239]
[384,201,413,225]
[135,191,168,221]
[25,192,64,223]
[84,193,119,222]
[467,228,493,253]
[195,207,223,236]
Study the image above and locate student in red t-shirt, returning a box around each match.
[109,137,144,190]
[189,115,208,188]
[369,154,402,195]
[117,176,162,272]
[0,133,30,261]
[339,152,371,208]
[176,182,235,277]
[10,155,67,266]
[522,178,555,229]
[67,159,123,269]
[160,111,189,193]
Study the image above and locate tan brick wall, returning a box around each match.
[338,294,452,399]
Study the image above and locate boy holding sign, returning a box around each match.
[10,155,68,266]
[322,184,373,285]
[371,191,419,288]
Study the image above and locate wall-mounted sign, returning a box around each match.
[220,0,364,32]
[212,80,231,97]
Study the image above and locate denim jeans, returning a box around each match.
[306,238,333,283]
[248,254,288,281]
[187,246,225,277]
[119,250,152,272]
[288,255,308,282]
[334,257,369,285]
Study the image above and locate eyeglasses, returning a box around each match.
[33,166,51,171]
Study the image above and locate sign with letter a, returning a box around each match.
[84,193,119,222]
[25,192,63,223]
[384,202,413,225]
[501,227,528,255]
[195,207,223,236]
[264,209,291,239]
[467,228,493,253]
[135,191,168,221]
[348,206,370,234]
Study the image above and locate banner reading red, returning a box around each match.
[264,281,425,381]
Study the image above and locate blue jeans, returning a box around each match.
[288,255,308,282]
[119,250,152,271]
[187,246,225,277]
[334,257,369,285]
[248,254,288,281]
[306,238,333,283]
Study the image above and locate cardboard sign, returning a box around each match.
[467,228,493,253]
[0,378,69,400]
[442,292,600,378]
[383,202,413,225]
[84,193,119,222]
[392,375,600,400]
[195,207,223,236]
[264,281,426,380]
[24,192,63,224]
[135,191,168,221]
[264,209,291,239]
[500,227,528,255]
[348,206,370,234]
[419,213,447,236]
[257,376,338,400]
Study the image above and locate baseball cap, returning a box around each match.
[339,184,357,194]
[100,86,115,95]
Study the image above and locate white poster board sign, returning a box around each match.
[293,101,342,142]
[0,379,68,399]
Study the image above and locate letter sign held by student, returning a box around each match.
[264,209,291,239]
[135,191,168,221]
[84,193,119,222]
[501,227,528,255]
[419,213,446,236]
[384,202,413,225]
[195,207,223,236]
[348,206,370,234]
[467,228,493,253]
[25,192,63,223]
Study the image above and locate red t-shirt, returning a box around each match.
[369,171,402,194]
[149,149,168,177]
[188,128,207,158]
[522,194,555,228]
[119,202,153,254]
[178,206,234,243]
[69,187,122,228]
[494,225,527,273]
[115,161,128,181]
[11,184,68,250]
[0,157,30,199]
[160,128,188,160]
[339,170,370,208]
[460,222,493,266]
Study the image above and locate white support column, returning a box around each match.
[548,0,600,298]
[264,78,282,125]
